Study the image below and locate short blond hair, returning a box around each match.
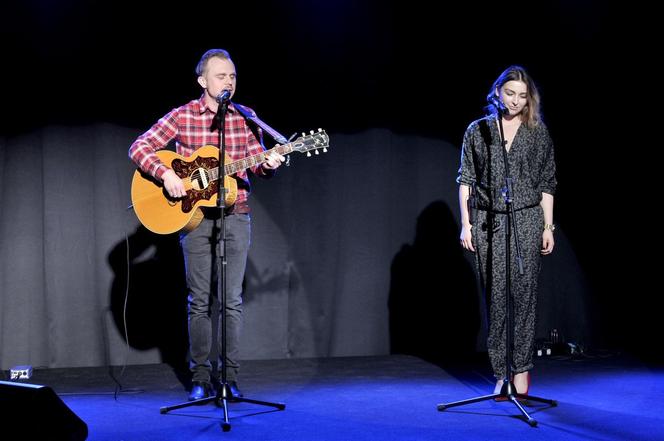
[195,49,232,76]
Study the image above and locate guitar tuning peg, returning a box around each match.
[307,152,311,157]
[302,132,306,137]
[318,128,322,132]
[314,149,319,155]
[323,147,328,153]
[310,130,314,135]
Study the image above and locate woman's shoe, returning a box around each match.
[514,371,530,402]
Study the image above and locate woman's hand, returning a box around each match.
[541,230,555,255]
[460,224,475,252]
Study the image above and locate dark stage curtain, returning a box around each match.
[0,125,589,369]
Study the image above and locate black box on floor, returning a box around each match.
[0,380,88,441]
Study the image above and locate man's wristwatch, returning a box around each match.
[544,223,556,232]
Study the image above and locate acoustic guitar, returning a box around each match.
[131,129,329,234]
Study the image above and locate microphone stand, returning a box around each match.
[437,106,556,427]
[160,93,285,432]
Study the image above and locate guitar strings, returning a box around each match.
[131,146,297,204]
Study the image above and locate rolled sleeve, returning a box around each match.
[246,123,274,178]
[457,124,477,186]
[538,128,557,196]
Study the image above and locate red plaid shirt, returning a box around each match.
[128,95,271,205]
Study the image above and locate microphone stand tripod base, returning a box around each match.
[159,383,286,432]
[436,380,557,427]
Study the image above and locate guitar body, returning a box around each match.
[131,145,237,234]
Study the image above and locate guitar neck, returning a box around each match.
[209,144,294,180]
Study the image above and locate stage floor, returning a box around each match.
[10,353,664,440]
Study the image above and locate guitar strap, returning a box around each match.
[232,102,289,145]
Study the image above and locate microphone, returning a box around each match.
[216,89,231,103]
[488,95,507,115]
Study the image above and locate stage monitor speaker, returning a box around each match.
[0,380,88,441]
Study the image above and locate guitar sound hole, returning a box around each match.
[190,168,210,191]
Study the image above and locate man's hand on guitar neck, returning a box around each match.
[262,150,286,170]
[162,169,186,198]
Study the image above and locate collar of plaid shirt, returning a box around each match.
[196,94,239,115]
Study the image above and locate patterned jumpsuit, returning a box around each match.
[457,115,556,378]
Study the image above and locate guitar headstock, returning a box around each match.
[291,129,329,157]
